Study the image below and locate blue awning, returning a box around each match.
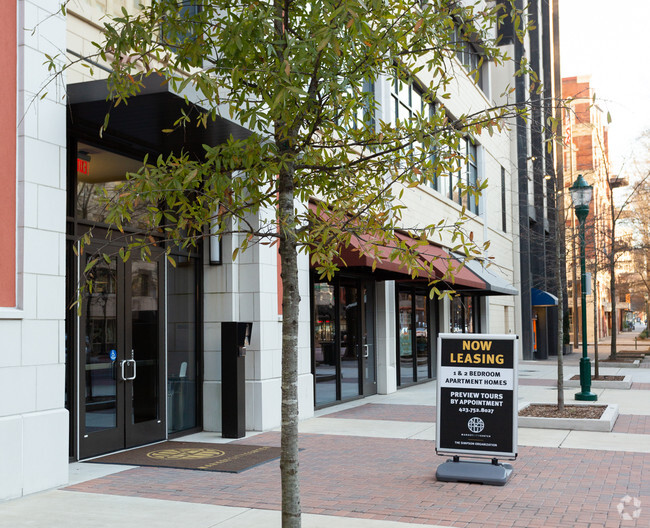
[531,288,558,307]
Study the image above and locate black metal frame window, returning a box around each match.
[396,285,437,387]
[391,73,426,124]
[449,294,481,333]
[353,79,375,130]
[453,26,485,92]
[166,250,203,436]
[390,73,434,166]
[161,1,203,57]
[465,139,479,214]
[311,274,377,408]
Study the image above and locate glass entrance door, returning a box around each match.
[79,244,165,459]
[313,278,376,406]
[397,287,435,386]
[361,283,377,397]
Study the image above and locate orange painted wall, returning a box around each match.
[0,3,16,307]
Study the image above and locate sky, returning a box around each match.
[559,0,650,172]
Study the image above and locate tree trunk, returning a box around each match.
[609,197,618,360]
[278,166,301,528]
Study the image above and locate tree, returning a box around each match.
[562,92,647,364]
[58,1,533,525]
[617,150,650,333]
[599,164,650,360]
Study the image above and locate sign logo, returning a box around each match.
[468,417,485,433]
[146,448,225,460]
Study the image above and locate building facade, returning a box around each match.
[562,75,626,344]
[493,0,564,360]
[2,0,540,501]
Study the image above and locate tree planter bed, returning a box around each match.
[517,402,619,432]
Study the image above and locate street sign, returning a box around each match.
[436,333,518,459]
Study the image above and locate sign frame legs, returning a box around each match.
[436,456,513,486]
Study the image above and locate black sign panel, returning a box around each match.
[436,334,518,458]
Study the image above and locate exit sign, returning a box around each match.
[77,158,88,175]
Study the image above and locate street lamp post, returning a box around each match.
[569,174,597,401]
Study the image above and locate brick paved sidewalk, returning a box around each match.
[66,432,650,528]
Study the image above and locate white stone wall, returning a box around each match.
[0,1,68,501]
[203,206,314,433]
[375,56,519,338]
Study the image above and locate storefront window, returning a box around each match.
[167,254,199,434]
[313,277,376,407]
[314,282,337,406]
[398,291,414,385]
[397,287,435,386]
[415,294,429,381]
[450,295,479,333]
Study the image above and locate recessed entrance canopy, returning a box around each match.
[531,287,558,307]
[68,74,250,157]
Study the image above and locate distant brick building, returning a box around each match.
[562,75,624,343]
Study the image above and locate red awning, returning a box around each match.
[307,201,485,290]
[325,231,485,290]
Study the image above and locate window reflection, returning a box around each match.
[398,288,433,386]
[398,291,414,385]
[76,142,149,227]
[167,255,198,433]
[83,256,118,432]
[450,295,478,333]
[339,284,359,400]
[314,283,336,406]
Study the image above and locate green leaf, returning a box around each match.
[84,258,98,274]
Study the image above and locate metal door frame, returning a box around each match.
[77,239,166,459]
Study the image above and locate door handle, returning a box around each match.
[363,344,370,358]
[125,350,136,380]
[125,359,136,380]
[120,351,137,381]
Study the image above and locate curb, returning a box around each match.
[592,360,640,369]
[517,402,619,432]
[563,376,632,389]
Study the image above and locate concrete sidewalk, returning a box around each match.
[2,356,650,527]
[562,328,650,365]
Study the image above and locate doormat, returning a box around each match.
[87,441,282,473]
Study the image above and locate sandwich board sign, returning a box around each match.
[435,333,518,485]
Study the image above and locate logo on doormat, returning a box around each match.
[146,448,225,460]
[617,495,642,521]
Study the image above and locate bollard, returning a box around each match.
[635,337,638,350]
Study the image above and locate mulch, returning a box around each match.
[519,403,607,419]
[86,441,282,473]
[569,374,625,381]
